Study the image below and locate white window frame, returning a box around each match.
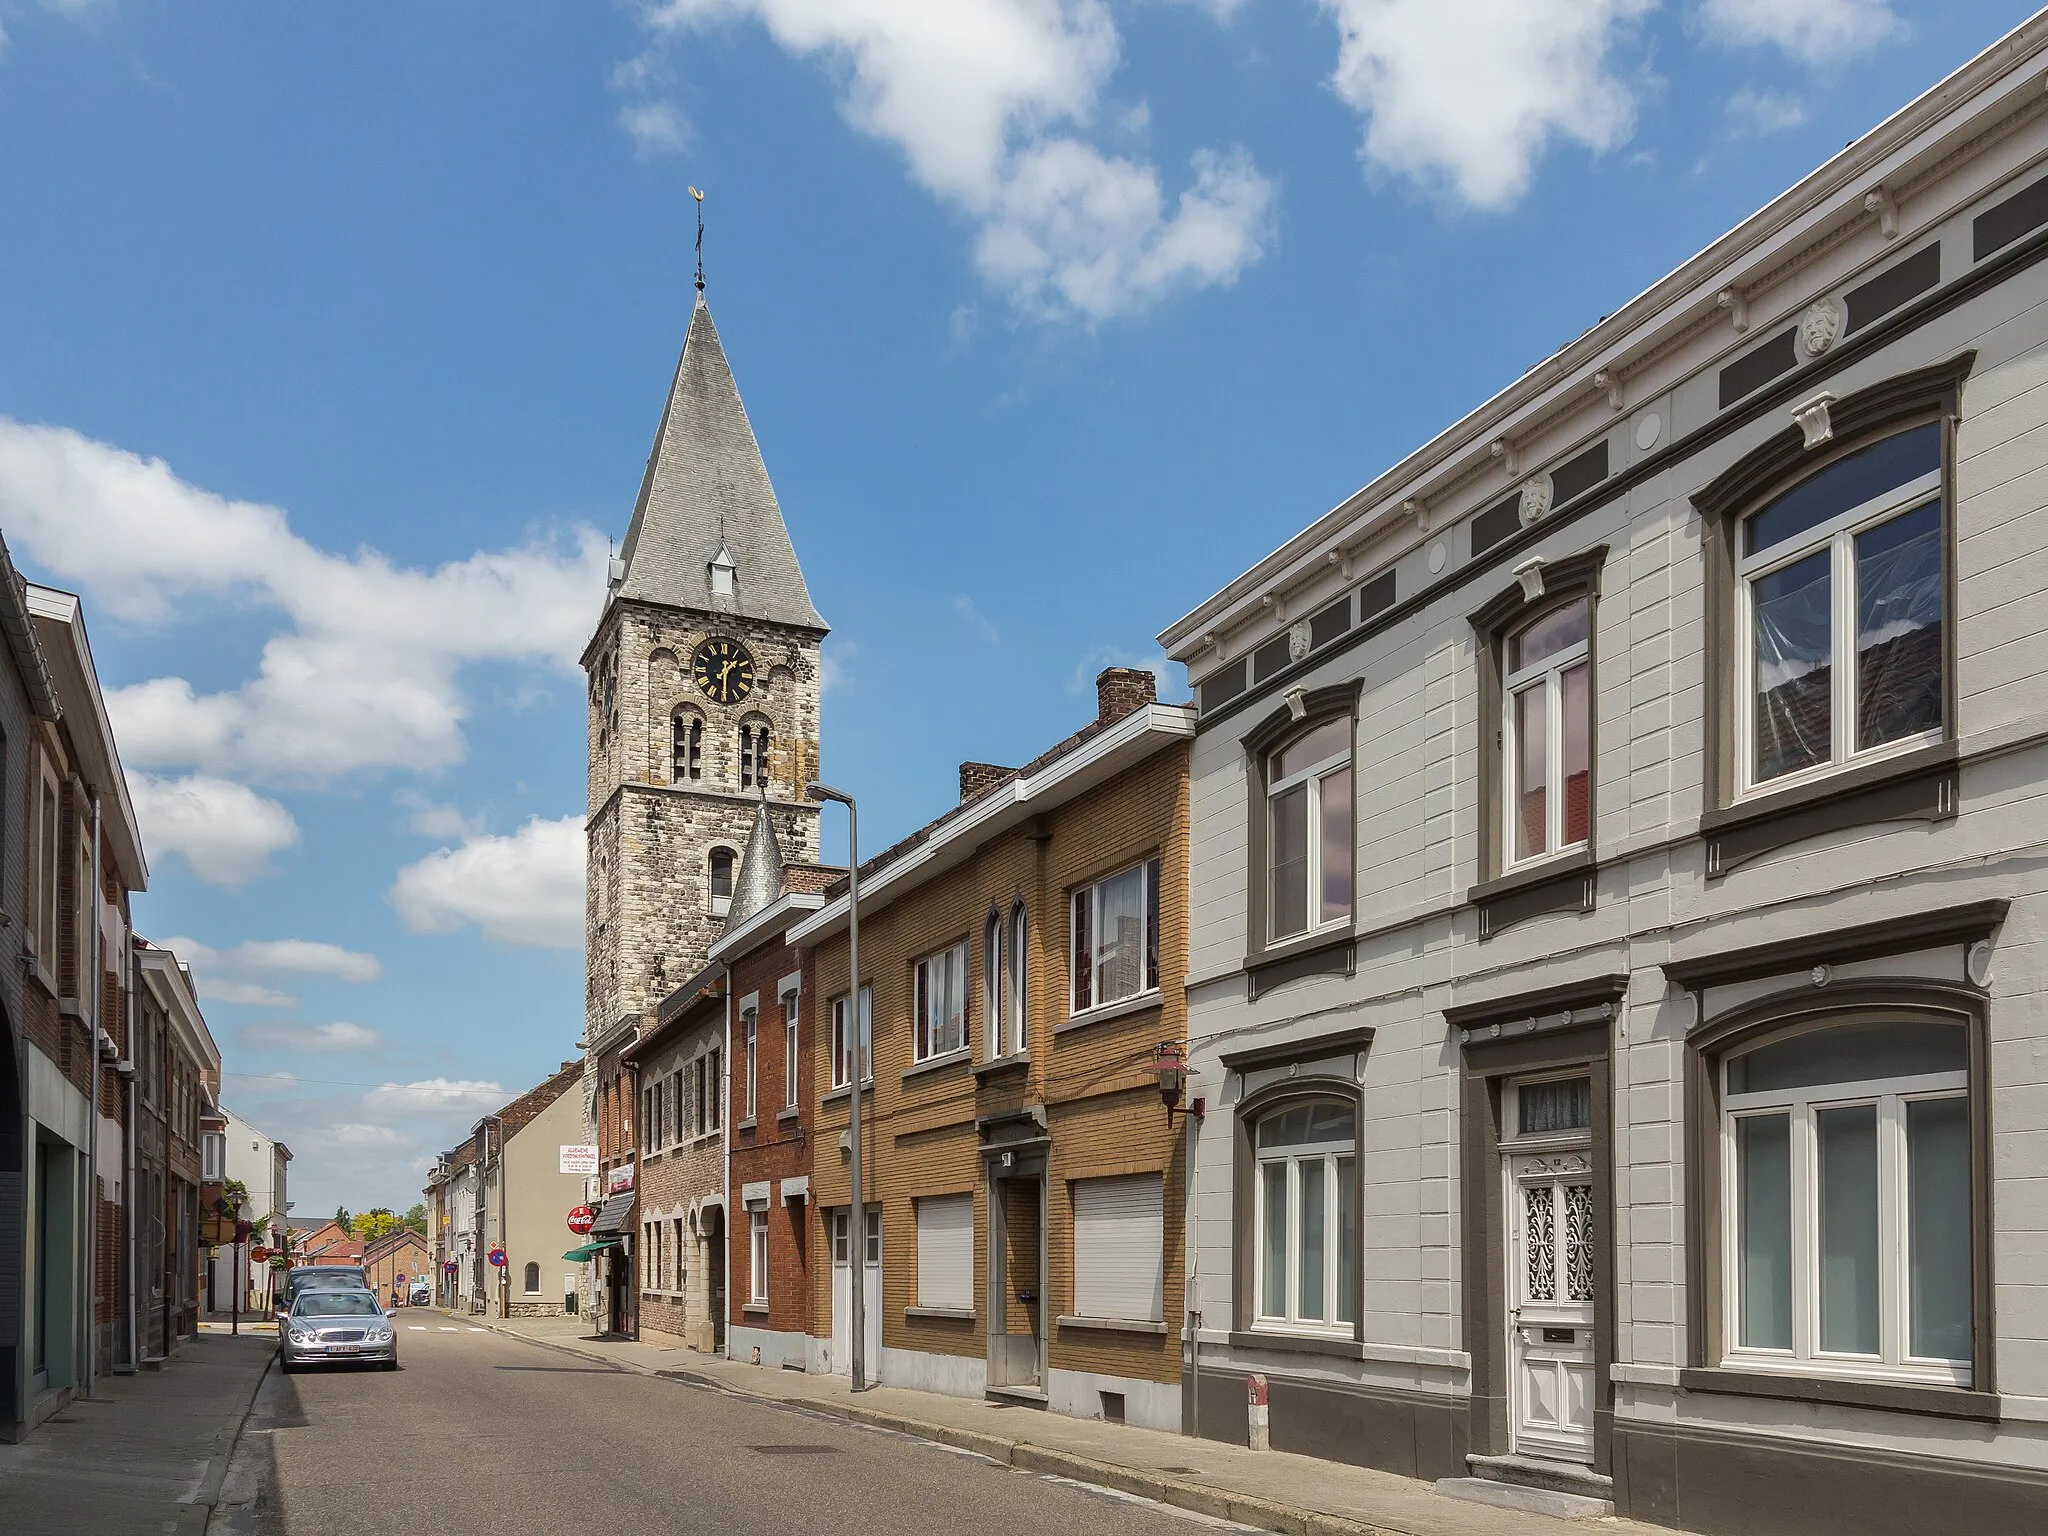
[1252,1105,1357,1335]
[983,912,1005,1061]
[1069,858,1162,1017]
[1734,465,1944,798]
[1005,904,1027,1055]
[1264,728,1352,944]
[915,1193,975,1311]
[1500,599,1592,871]
[783,989,800,1109]
[913,943,968,1062]
[750,1211,770,1305]
[1720,1057,1969,1385]
[830,986,872,1090]
[742,1006,758,1122]
[708,848,736,919]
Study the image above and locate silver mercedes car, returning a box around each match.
[280,1288,399,1372]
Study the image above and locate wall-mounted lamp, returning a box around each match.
[1149,1042,1205,1127]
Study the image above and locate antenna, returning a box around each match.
[689,185,706,293]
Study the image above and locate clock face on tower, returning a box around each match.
[691,635,756,705]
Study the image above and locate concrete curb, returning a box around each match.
[466,1317,1398,1536]
[194,1341,278,1536]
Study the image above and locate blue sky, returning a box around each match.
[0,0,2027,1213]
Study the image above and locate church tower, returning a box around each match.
[582,294,826,1068]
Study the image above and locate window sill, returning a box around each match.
[1242,930,1355,1002]
[1057,993,1162,1034]
[1679,1366,1995,1421]
[1702,739,1957,877]
[1227,1328,1361,1360]
[776,1107,801,1124]
[1466,848,1596,940]
[25,955,57,1000]
[973,1053,1030,1081]
[743,1303,770,1316]
[821,1082,873,1106]
[902,1047,971,1083]
[734,1118,757,1134]
[1058,1314,1167,1336]
[905,1305,977,1322]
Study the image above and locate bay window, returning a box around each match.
[1720,1016,1971,1382]
[1739,422,1944,790]
[1263,719,1352,942]
[1070,859,1160,1014]
[1503,596,1592,866]
[1253,1099,1359,1331]
[913,943,967,1061]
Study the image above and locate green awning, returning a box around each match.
[562,1239,622,1262]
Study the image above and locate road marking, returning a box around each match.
[467,1327,487,1333]
[408,1326,426,1331]
[438,1327,457,1332]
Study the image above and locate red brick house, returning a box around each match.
[708,801,838,1371]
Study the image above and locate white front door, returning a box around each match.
[829,1209,881,1378]
[1506,1150,1596,1463]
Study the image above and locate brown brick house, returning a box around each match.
[791,669,1194,1427]
[629,965,727,1352]
[707,801,839,1371]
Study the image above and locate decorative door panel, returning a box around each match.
[1507,1151,1596,1463]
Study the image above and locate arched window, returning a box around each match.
[1718,1014,1971,1376]
[673,709,704,782]
[1253,1099,1358,1329]
[739,722,772,791]
[983,910,1005,1060]
[1738,422,1943,789]
[1263,717,1353,942]
[1502,596,1591,866]
[708,847,736,916]
[1006,902,1027,1056]
[522,1260,540,1294]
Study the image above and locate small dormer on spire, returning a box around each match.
[709,539,737,599]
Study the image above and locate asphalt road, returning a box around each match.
[226,1323,1252,1536]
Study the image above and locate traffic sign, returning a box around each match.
[488,1246,506,1267]
[566,1204,596,1235]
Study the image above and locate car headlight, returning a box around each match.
[288,1330,315,1345]
[370,1329,394,1343]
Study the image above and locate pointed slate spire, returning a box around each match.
[615,297,826,631]
[723,796,787,933]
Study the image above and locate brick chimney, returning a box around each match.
[959,762,1015,804]
[1095,667,1157,724]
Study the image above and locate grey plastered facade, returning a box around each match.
[1163,22,2048,1533]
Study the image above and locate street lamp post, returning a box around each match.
[808,781,867,1391]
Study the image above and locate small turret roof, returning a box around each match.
[615,297,826,632]
[724,797,787,934]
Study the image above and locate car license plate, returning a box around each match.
[328,1344,361,1354]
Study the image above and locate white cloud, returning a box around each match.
[395,790,484,840]
[1319,0,1655,210]
[952,593,1000,644]
[618,100,691,158]
[1726,85,1808,135]
[234,1070,301,1095]
[389,815,584,949]
[242,1021,383,1052]
[1701,0,1899,64]
[233,939,383,982]
[0,419,608,786]
[199,979,298,1008]
[636,0,1271,321]
[315,1122,410,1149]
[127,772,300,885]
[363,1078,505,1114]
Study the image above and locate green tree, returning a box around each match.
[403,1203,428,1237]
[333,1205,353,1236]
[355,1208,401,1243]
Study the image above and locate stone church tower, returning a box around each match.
[582,294,826,1072]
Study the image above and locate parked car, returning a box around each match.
[280,1290,397,1372]
[409,1278,432,1306]
[275,1265,371,1322]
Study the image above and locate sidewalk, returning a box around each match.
[0,1332,274,1536]
[465,1312,1656,1536]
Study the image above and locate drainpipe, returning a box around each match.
[82,793,102,1396]
[495,1118,508,1321]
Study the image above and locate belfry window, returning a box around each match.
[674,711,703,782]
[739,724,772,791]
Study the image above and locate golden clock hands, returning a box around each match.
[717,657,737,695]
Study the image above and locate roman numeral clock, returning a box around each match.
[692,634,756,706]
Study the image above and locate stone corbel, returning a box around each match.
[1403,496,1428,533]
[1490,437,1518,477]
[1792,391,1838,450]
[1717,287,1749,332]
[1864,185,1899,239]
[1593,368,1623,411]
[1513,557,1547,603]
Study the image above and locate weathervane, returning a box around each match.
[690,185,705,293]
